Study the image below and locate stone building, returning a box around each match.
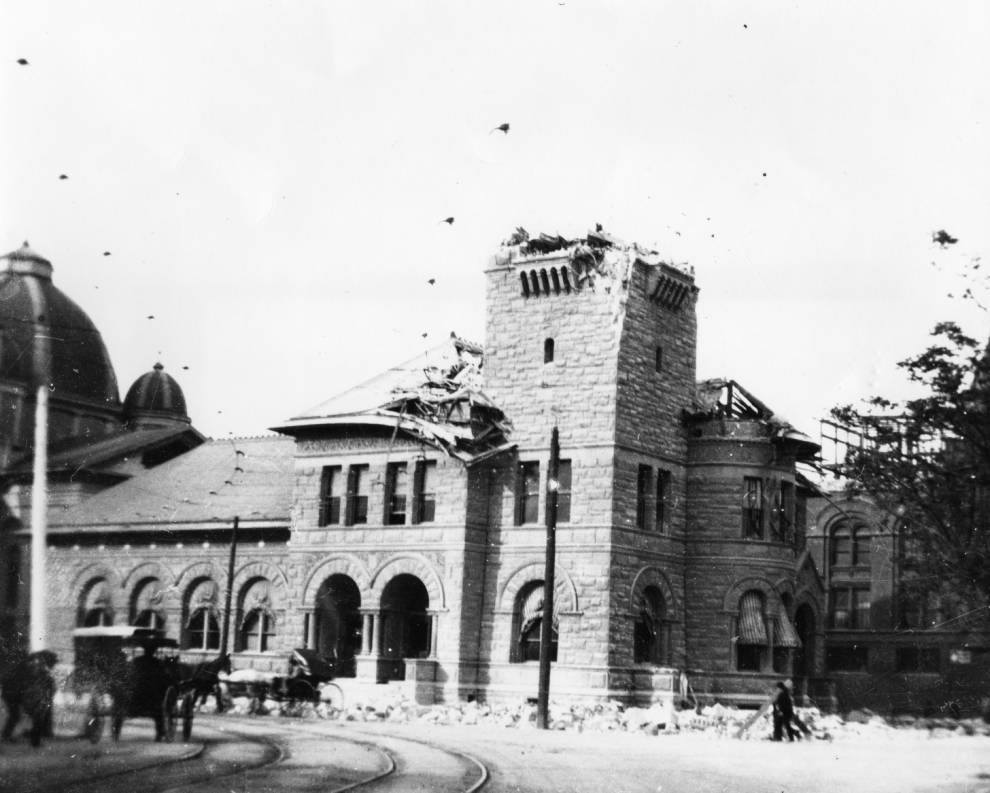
[806,490,990,715]
[6,230,827,706]
[0,242,203,657]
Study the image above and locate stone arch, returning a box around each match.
[174,561,225,591]
[122,561,175,592]
[497,561,579,614]
[721,576,783,615]
[772,576,796,603]
[70,562,120,597]
[629,567,679,622]
[792,589,823,624]
[368,555,445,610]
[231,560,289,605]
[301,555,372,605]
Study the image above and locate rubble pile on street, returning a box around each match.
[207,687,990,739]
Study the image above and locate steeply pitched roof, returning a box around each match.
[47,435,293,531]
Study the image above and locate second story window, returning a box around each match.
[742,477,764,539]
[386,462,408,525]
[637,465,651,529]
[830,585,871,629]
[544,337,555,363]
[414,460,437,523]
[656,469,671,533]
[516,461,540,525]
[554,459,572,523]
[345,464,369,525]
[319,466,343,526]
[655,346,663,372]
[780,481,795,542]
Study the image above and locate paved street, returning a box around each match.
[3,714,989,793]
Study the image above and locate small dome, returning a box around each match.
[123,363,190,428]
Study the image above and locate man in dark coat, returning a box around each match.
[772,681,800,742]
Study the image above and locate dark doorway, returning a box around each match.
[794,603,816,678]
[314,574,362,677]
[380,574,430,681]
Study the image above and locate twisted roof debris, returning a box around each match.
[273,334,513,463]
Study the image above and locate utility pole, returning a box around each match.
[220,515,239,656]
[28,377,49,653]
[536,426,560,729]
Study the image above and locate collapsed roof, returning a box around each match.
[272,334,514,463]
[687,378,820,460]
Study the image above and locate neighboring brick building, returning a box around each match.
[13,229,827,706]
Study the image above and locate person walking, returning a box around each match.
[772,681,800,742]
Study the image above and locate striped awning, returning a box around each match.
[519,584,559,637]
[737,591,768,646]
[773,614,802,648]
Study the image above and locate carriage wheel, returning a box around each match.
[181,693,195,742]
[162,686,178,742]
[319,682,345,710]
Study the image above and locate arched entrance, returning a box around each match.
[794,603,816,678]
[314,574,362,677]
[380,574,430,681]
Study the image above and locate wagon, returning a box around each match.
[225,648,344,710]
[70,626,196,743]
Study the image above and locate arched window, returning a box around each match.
[735,590,767,672]
[520,271,530,297]
[239,609,275,652]
[544,337,555,364]
[830,522,852,567]
[634,586,669,664]
[130,577,166,630]
[187,607,221,650]
[78,578,113,627]
[512,582,558,663]
[852,525,870,567]
[237,578,277,653]
[184,577,220,650]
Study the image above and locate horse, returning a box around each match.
[178,653,231,713]
[1,650,57,747]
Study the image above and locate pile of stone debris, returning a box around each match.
[211,691,990,740]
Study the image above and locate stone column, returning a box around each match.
[372,610,383,655]
[429,612,439,658]
[307,611,317,649]
[362,612,373,655]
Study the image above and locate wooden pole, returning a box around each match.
[220,516,239,655]
[537,426,560,729]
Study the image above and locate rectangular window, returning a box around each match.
[831,586,871,628]
[319,466,343,526]
[780,481,795,543]
[826,644,869,672]
[385,462,408,525]
[742,477,764,539]
[736,644,763,672]
[516,461,540,525]
[345,464,369,525]
[852,587,871,629]
[896,646,941,673]
[656,469,671,533]
[830,587,851,629]
[555,459,571,524]
[414,460,437,523]
[636,464,651,529]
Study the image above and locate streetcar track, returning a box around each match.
[219,714,488,793]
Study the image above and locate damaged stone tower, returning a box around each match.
[478,231,699,700]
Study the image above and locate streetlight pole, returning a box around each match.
[220,515,239,657]
[536,426,560,729]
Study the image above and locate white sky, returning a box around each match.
[3,1,989,442]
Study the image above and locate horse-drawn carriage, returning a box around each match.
[70,626,201,743]
[224,648,344,710]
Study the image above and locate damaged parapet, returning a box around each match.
[493,225,696,312]
[273,334,514,463]
[684,378,819,462]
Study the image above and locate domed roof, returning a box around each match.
[123,362,189,424]
[0,242,120,405]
